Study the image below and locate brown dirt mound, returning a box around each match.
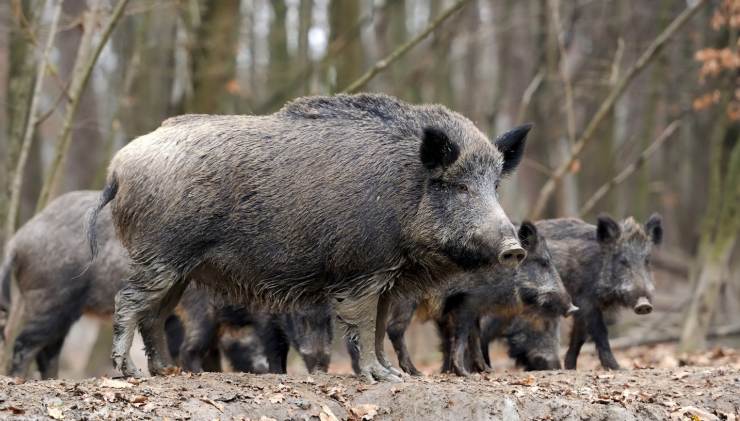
[0,366,738,420]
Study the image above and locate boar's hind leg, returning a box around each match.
[333,293,402,383]
[112,266,185,377]
[564,316,587,370]
[138,279,187,375]
[375,293,404,377]
[36,337,65,379]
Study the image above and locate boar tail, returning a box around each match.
[87,174,119,261]
[0,242,14,342]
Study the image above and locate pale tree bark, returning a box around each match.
[4,0,62,246]
[341,0,472,94]
[297,0,312,95]
[56,0,104,194]
[36,0,131,211]
[679,95,740,352]
[0,1,12,246]
[528,0,708,219]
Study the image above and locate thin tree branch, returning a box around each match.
[548,0,576,145]
[579,120,681,216]
[14,0,73,104]
[528,0,707,219]
[3,0,61,239]
[340,0,472,94]
[516,67,545,123]
[36,0,130,211]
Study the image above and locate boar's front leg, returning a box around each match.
[333,292,402,383]
[386,300,422,376]
[564,315,587,370]
[467,321,490,373]
[587,309,621,370]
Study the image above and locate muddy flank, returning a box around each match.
[0,365,738,420]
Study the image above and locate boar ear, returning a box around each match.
[518,221,539,252]
[645,213,663,245]
[420,127,460,170]
[494,123,532,175]
[596,214,621,244]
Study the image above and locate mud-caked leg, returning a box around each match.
[138,280,186,375]
[112,266,184,377]
[564,315,588,370]
[333,293,401,383]
[375,293,403,377]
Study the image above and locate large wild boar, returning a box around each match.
[536,215,662,370]
[88,93,531,382]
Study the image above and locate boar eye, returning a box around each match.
[645,256,651,265]
[619,257,630,267]
[456,184,470,194]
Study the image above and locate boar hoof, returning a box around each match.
[360,361,403,383]
[113,356,144,378]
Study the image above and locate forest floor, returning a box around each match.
[0,345,738,420]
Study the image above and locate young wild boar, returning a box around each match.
[479,312,562,371]
[0,191,294,378]
[88,93,531,382]
[0,191,129,378]
[535,214,662,370]
[349,222,575,376]
[262,306,334,374]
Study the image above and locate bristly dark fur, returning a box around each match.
[107,93,528,309]
[536,215,662,370]
[87,176,118,260]
[357,222,572,376]
[104,92,530,379]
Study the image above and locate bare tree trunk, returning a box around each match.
[187,0,240,114]
[0,1,12,246]
[5,0,62,248]
[297,0,312,95]
[329,0,363,92]
[36,0,130,211]
[679,95,740,352]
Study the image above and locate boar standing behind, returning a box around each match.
[535,214,662,370]
[88,93,530,382]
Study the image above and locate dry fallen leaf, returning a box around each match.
[259,417,277,421]
[670,406,719,421]
[319,404,339,421]
[129,395,148,404]
[200,397,224,413]
[268,393,285,404]
[47,407,64,420]
[350,404,379,420]
[101,378,132,389]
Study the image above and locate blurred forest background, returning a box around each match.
[0,0,738,377]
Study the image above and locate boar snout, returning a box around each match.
[566,304,579,317]
[634,296,653,315]
[498,238,526,268]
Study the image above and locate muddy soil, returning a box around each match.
[0,364,738,420]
